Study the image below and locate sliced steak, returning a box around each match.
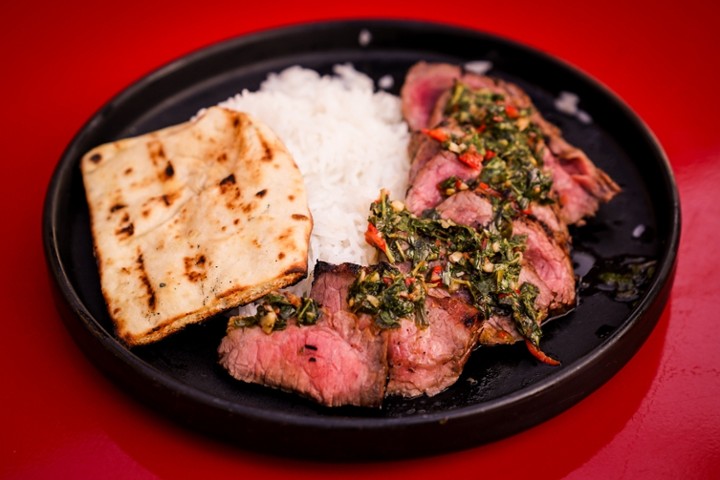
[401,61,534,131]
[527,202,569,247]
[386,294,482,398]
[405,150,480,215]
[512,218,576,312]
[218,261,389,407]
[401,61,620,224]
[408,132,442,183]
[541,135,620,225]
[218,312,386,407]
[309,261,360,313]
[436,190,494,228]
[401,62,463,131]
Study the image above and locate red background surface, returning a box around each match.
[3,1,719,478]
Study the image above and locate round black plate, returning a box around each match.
[43,19,680,460]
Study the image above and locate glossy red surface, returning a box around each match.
[2,1,718,478]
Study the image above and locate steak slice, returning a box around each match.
[401,62,463,132]
[401,61,620,224]
[435,190,494,228]
[386,293,482,398]
[218,262,389,407]
[405,150,480,215]
[512,217,576,312]
[540,141,619,226]
[408,132,442,183]
[527,202,569,247]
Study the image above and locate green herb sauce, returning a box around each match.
[436,82,555,217]
[230,292,321,334]
[352,191,542,342]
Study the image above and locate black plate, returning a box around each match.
[43,19,680,460]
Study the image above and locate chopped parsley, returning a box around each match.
[230,292,321,334]
[358,190,541,341]
[427,81,555,217]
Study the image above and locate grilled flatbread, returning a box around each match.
[81,107,313,346]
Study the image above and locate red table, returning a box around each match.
[3,1,719,478]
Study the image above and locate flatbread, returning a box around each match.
[81,107,313,346]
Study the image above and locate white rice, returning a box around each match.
[218,64,410,294]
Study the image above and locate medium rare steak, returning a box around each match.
[405,150,480,215]
[218,258,485,402]
[218,312,387,407]
[401,61,620,224]
[512,218,576,312]
[436,190,494,228]
[218,262,389,407]
[386,294,481,398]
[407,133,442,183]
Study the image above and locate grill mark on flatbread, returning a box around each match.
[219,174,236,192]
[116,222,134,238]
[184,253,209,282]
[89,152,102,164]
[163,162,175,179]
[255,189,267,198]
[147,140,166,166]
[291,213,309,221]
[283,265,308,276]
[136,252,157,311]
[110,203,126,213]
[258,134,274,162]
[219,174,243,210]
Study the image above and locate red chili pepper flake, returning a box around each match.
[365,222,387,251]
[505,105,520,119]
[476,124,487,134]
[421,127,449,142]
[478,182,502,198]
[428,265,443,284]
[484,150,496,160]
[458,150,483,170]
[525,339,561,366]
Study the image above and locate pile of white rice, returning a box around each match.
[218,64,410,294]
